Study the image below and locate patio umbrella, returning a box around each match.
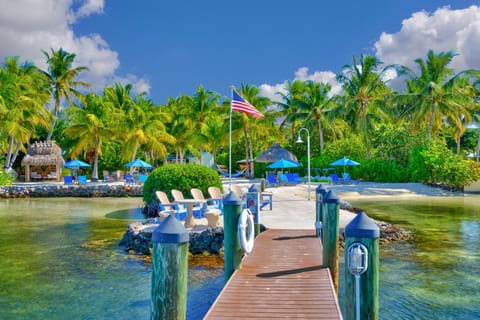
[267,159,302,169]
[64,159,91,178]
[329,156,360,174]
[124,158,153,169]
[256,142,298,163]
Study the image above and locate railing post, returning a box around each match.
[150,215,189,320]
[344,211,380,320]
[315,184,327,238]
[322,190,340,293]
[223,191,243,282]
[246,184,261,237]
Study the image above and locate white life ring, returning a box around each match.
[238,208,255,254]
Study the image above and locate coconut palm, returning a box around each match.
[232,84,272,178]
[63,93,114,180]
[0,57,51,171]
[398,50,480,142]
[334,54,395,157]
[41,48,89,141]
[295,80,333,153]
[275,80,307,141]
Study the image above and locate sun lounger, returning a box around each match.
[342,173,360,184]
[329,173,343,184]
[266,174,282,187]
[77,175,87,184]
[64,176,74,185]
[286,173,303,184]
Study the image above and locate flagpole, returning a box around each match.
[229,88,233,189]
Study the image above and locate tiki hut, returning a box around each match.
[21,141,65,182]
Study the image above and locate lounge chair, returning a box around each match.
[221,168,246,178]
[155,191,187,220]
[103,170,115,182]
[278,173,296,185]
[77,175,87,184]
[342,173,360,185]
[171,189,204,218]
[286,173,303,184]
[124,174,135,184]
[138,174,148,184]
[329,173,343,184]
[266,174,282,187]
[31,172,42,181]
[64,176,74,185]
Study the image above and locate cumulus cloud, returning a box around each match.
[375,5,480,72]
[0,0,149,96]
[259,67,341,104]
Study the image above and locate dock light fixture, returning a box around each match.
[296,128,311,200]
[347,242,369,320]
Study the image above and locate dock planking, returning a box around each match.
[204,229,343,319]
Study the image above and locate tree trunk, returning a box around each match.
[243,127,249,178]
[249,133,255,179]
[456,128,461,155]
[92,138,99,180]
[4,136,14,170]
[317,118,324,153]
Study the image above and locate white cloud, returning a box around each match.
[0,0,150,96]
[375,5,480,72]
[259,67,342,103]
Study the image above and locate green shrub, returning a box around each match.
[0,170,15,186]
[143,164,223,205]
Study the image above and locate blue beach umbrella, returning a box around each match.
[267,159,302,169]
[64,159,91,178]
[329,156,360,174]
[124,158,153,169]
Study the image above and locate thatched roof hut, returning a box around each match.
[21,141,65,182]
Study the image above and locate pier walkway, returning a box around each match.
[204,229,343,319]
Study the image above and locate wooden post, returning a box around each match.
[246,184,261,237]
[322,190,340,293]
[223,191,243,282]
[344,211,380,320]
[150,215,189,320]
[315,184,327,238]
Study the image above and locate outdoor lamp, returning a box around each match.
[296,128,311,200]
[348,242,368,276]
[347,242,368,320]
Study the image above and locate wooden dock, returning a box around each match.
[204,229,343,319]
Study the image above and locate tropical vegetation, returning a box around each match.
[1,47,480,190]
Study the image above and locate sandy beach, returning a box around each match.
[216,179,465,231]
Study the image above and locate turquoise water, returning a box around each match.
[345,195,480,320]
[0,198,223,319]
[2,195,480,319]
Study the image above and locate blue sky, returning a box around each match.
[1,1,480,104]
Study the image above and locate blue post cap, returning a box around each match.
[316,184,327,194]
[152,215,189,244]
[345,211,380,238]
[248,184,259,192]
[223,191,243,206]
[323,190,340,204]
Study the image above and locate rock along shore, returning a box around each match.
[0,182,143,198]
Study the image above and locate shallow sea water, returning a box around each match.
[0,197,223,319]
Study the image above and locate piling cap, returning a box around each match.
[223,191,243,205]
[316,184,327,195]
[323,190,340,204]
[345,211,380,238]
[152,215,189,244]
[248,184,259,192]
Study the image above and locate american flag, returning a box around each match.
[231,89,264,118]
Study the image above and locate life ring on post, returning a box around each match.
[238,208,255,254]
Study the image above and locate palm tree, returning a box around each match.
[233,84,272,178]
[123,94,175,169]
[197,114,230,167]
[334,54,394,157]
[295,80,333,153]
[398,50,480,142]
[275,80,306,141]
[0,57,51,172]
[63,93,114,180]
[41,48,89,141]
